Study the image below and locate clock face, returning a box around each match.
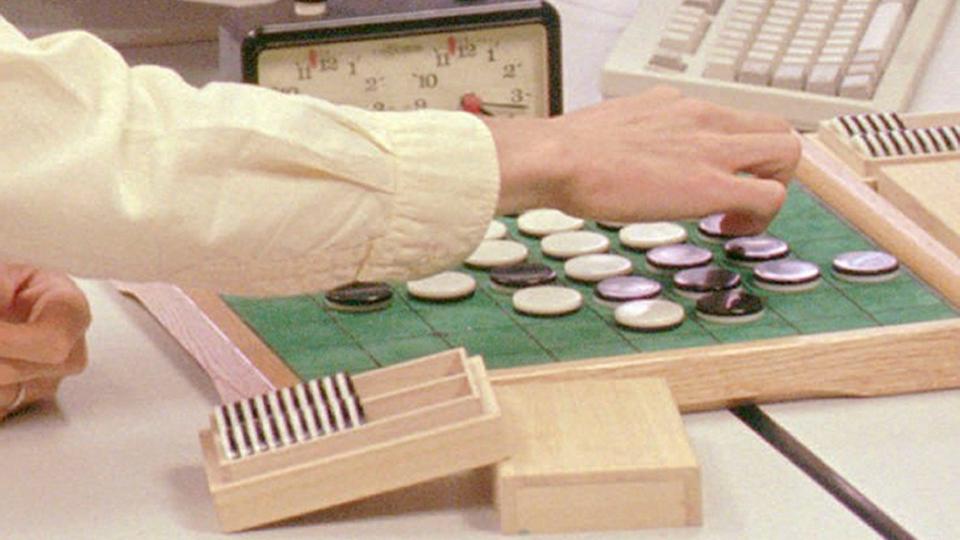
[254,23,551,117]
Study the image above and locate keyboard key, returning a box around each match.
[676,5,709,18]
[739,59,775,85]
[660,29,697,53]
[847,61,879,77]
[850,50,882,67]
[649,49,688,71]
[806,63,843,94]
[772,62,809,89]
[683,0,724,14]
[839,73,875,98]
[704,53,740,80]
[858,1,906,67]
[772,0,807,10]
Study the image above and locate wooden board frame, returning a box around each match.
[117,139,960,413]
[199,349,509,532]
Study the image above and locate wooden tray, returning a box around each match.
[199,348,509,532]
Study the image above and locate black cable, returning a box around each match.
[731,404,917,540]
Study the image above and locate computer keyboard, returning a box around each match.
[601,0,955,130]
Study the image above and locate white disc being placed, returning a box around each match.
[512,286,583,317]
[619,222,688,250]
[541,230,610,259]
[563,253,633,283]
[465,240,529,269]
[517,208,585,237]
[484,220,508,240]
[563,254,633,283]
[406,271,477,301]
[614,299,686,331]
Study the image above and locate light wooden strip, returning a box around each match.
[115,283,297,403]
[361,374,472,421]
[489,319,960,413]
[186,289,301,390]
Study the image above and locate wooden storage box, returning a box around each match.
[199,348,509,532]
[814,111,960,188]
[494,377,701,534]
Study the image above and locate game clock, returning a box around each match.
[219,0,563,117]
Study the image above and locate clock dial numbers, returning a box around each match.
[256,24,549,117]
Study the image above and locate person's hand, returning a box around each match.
[0,264,91,422]
[488,86,801,235]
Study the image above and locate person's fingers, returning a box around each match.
[0,263,31,316]
[641,85,684,103]
[0,383,19,410]
[710,174,788,235]
[678,98,792,135]
[0,271,90,365]
[0,378,61,422]
[712,132,802,184]
[60,339,89,377]
[1,339,90,381]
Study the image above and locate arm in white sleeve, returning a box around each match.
[0,15,500,296]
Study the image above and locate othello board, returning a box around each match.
[222,182,954,380]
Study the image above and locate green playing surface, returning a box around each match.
[223,183,958,382]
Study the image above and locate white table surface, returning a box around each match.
[1,1,957,539]
[759,5,960,539]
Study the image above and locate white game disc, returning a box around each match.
[484,220,508,240]
[512,286,583,316]
[406,271,477,301]
[563,254,633,282]
[614,299,686,331]
[465,240,529,269]
[619,222,688,250]
[517,208,585,237]
[541,230,610,259]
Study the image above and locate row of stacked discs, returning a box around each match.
[325,209,901,331]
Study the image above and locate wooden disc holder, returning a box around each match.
[199,348,509,532]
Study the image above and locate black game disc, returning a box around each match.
[754,259,822,292]
[324,282,393,312]
[595,276,663,304]
[697,214,739,242]
[673,266,742,297]
[490,262,558,292]
[646,243,713,272]
[695,290,765,324]
[724,235,790,264]
[832,251,900,282]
